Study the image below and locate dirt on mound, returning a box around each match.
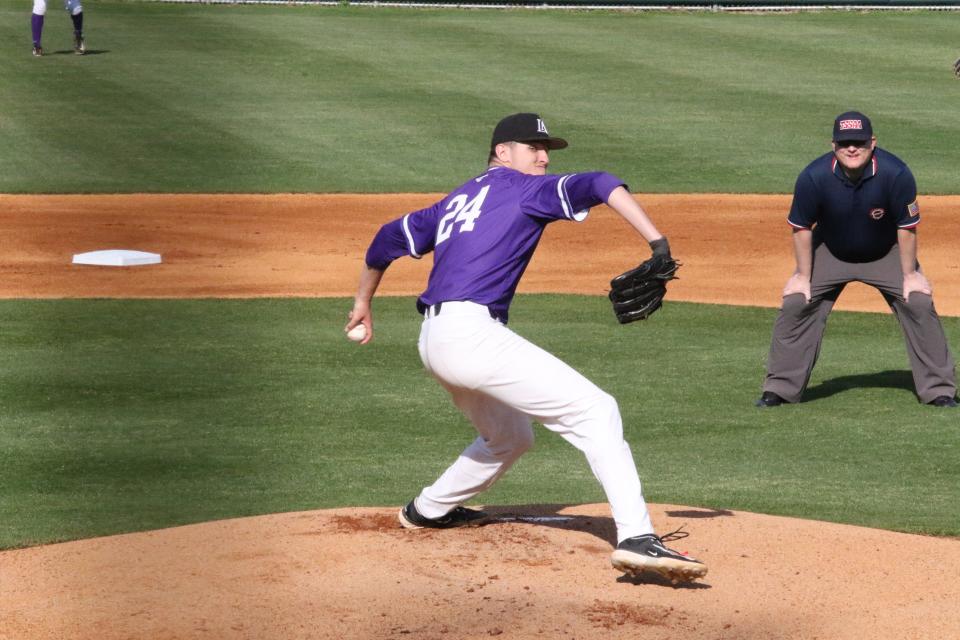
[3,504,959,640]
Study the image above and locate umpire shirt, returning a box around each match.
[787,148,920,263]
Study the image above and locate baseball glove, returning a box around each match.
[608,253,680,324]
[954,57,960,78]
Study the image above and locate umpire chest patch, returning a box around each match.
[869,207,885,220]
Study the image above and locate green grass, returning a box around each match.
[1,2,959,193]
[1,296,958,549]
[2,2,959,549]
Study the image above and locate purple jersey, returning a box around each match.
[366,166,624,323]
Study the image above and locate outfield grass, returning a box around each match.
[1,296,957,549]
[2,2,958,549]
[1,2,959,193]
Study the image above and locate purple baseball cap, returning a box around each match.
[490,113,568,150]
[832,111,873,142]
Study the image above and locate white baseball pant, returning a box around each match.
[33,0,82,16]
[414,301,654,543]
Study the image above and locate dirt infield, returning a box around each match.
[1,193,959,640]
[2,193,959,314]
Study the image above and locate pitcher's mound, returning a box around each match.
[2,503,959,639]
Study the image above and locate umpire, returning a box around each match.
[756,111,957,408]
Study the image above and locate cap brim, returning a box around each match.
[546,137,568,150]
[833,132,871,142]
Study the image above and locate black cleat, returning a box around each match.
[929,395,958,408]
[398,500,491,529]
[611,532,708,584]
[755,391,786,407]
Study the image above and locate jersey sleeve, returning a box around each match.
[787,171,818,229]
[892,166,920,229]
[365,201,442,270]
[520,172,625,222]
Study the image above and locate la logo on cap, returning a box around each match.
[537,119,548,134]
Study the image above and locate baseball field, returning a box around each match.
[1,2,959,638]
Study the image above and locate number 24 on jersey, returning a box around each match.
[436,186,489,245]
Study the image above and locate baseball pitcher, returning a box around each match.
[346,113,706,583]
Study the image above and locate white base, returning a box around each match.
[72,250,163,267]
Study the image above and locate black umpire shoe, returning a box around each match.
[755,391,787,408]
[398,500,491,529]
[929,395,958,408]
[610,533,708,584]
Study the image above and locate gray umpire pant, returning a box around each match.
[762,242,956,404]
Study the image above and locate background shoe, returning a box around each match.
[398,500,491,529]
[74,35,85,55]
[610,533,707,584]
[929,395,958,408]
[32,45,43,57]
[755,391,786,407]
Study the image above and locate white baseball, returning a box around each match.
[346,324,367,342]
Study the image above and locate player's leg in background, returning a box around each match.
[31,0,46,56]
[761,243,846,403]
[64,0,84,54]
[863,246,957,403]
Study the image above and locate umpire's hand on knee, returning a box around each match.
[783,273,811,303]
[902,271,932,302]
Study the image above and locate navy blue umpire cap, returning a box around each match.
[832,111,873,142]
[491,113,568,150]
